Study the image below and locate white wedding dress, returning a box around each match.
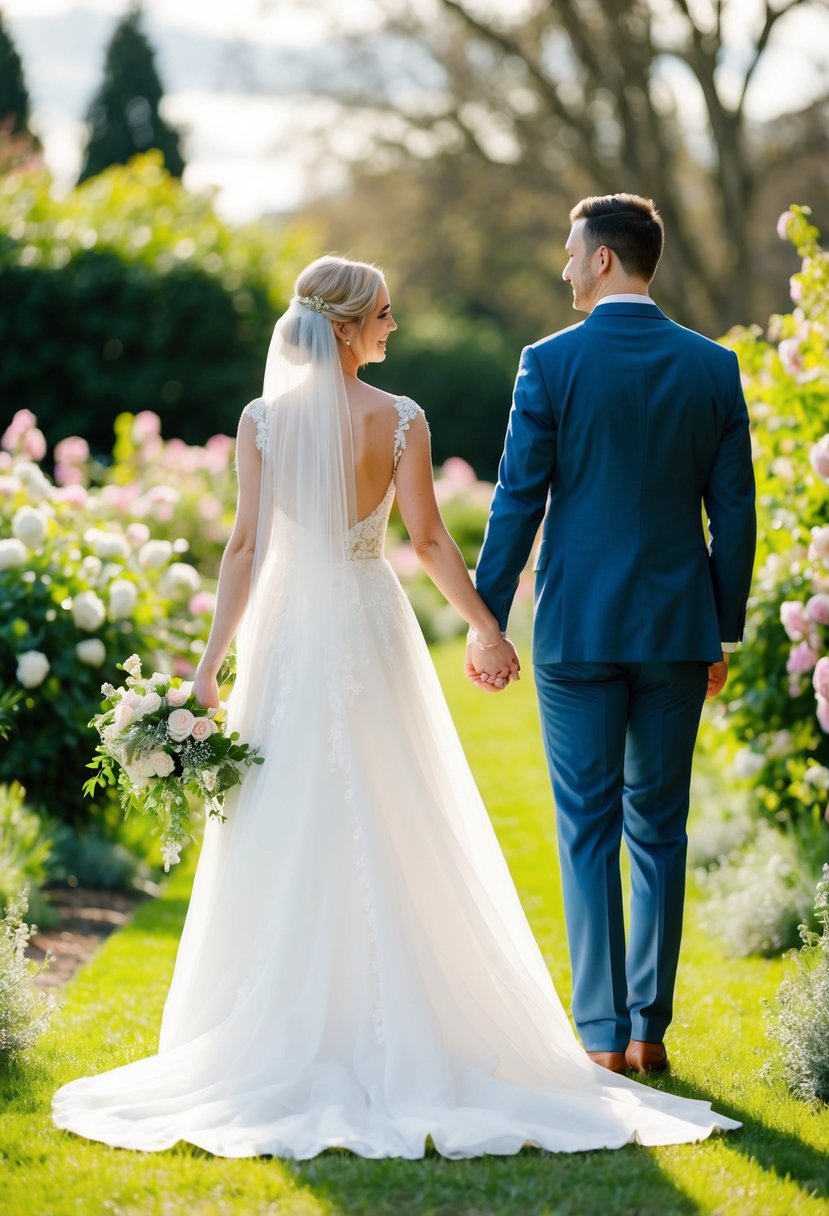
[52,392,740,1158]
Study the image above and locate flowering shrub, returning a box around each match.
[766,863,829,1103]
[0,782,54,929]
[712,206,829,841]
[696,819,817,957]
[0,414,211,821]
[0,887,53,1061]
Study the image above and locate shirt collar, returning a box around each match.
[593,293,654,307]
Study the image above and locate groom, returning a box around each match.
[468,194,756,1075]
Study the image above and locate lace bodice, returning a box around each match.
[243,394,423,561]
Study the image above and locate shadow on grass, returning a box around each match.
[652,1073,829,1202]
[282,1140,697,1216]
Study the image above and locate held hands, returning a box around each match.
[465,632,521,693]
[706,653,730,699]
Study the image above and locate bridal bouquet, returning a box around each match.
[84,654,262,870]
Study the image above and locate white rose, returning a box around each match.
[16,649,50,689]
[72,589,106,632]
[108,578,138,621]
[114,701,134,731]
[12,505,47,550]
[13,461,51,502]
[166,683,191,707]
[75,638,106,667]
[167,708,196,742]
[158,562,201,599]
[125,765,151,790]
[0,538,28,570]
[138,539,173,570]
[134,750,175,778]
[79,555,103,583]
[136,691,163,717]
[83,527,131,560]
[732,748,765,779]
[804,765,829,789]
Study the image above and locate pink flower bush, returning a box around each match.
[806,594,829,626]
[781,600,810,640]
[787,642,819,675]
[811,436,829,483]
[778,338,803,377]
[813,657,829,700]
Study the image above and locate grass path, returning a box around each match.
[2,640,828,1215]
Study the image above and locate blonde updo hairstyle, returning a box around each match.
[296,255,384,325]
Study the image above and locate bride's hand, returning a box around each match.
[192,668,220,710]
[465,637,521,692]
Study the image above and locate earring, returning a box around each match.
[346,339,351,346]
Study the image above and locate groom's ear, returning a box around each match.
[594,244,613,275]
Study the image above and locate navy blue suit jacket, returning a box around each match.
[474,302,757,664]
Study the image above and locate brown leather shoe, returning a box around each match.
[625,1039,669,1074]
[587,1050,627,1074]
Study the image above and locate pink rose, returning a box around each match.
[167,708,196,742]
[776,210,794,240]
[780,600,809,641]
[166,683,191,707]
[809,527,829,565]
[114,702,134,731]
[817,696,829,735]
[813,657,829,700]
[190,716,217,741]
[811,436,829,483]
[787,641,819,674]
[778,338,802,377]
[807,594,829,626]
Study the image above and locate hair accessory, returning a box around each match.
[295,294,327,313]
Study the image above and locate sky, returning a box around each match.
[5,0,829,224]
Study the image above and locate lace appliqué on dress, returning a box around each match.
[243,398,270,454]
[393,396,423,471]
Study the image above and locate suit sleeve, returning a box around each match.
[474,345,556,630]
[702,352,757,643]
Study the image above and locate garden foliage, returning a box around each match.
[0,153,301,454]
[715,207,829,845]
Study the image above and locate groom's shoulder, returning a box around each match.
[664,317,739,370]
[529,320,587,356]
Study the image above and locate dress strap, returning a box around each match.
[393,396,422,471]
[242,398,270,453]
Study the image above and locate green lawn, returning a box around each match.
[2,640,828,1216]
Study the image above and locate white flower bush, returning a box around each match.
[0,414,214,824]
[15,651,50,690]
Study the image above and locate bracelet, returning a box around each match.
[471,630,506,650]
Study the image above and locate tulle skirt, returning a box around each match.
[52,556,740,1157]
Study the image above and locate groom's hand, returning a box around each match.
[706,653,730,699]
[465,637,520,693]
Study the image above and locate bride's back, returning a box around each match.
[347,384,402,521]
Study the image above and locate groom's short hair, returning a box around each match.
[570,194,664,280]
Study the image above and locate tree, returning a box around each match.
[78,3,184,183]
[312,0,829,332]
[0,9,34,138]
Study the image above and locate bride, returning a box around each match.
[52,255,740,1158]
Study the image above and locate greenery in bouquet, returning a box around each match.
[0,411,213,821]
[711,206,829,844]
[84,655,262,871]
[765,863,829,1103]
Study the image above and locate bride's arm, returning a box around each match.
[394,412,518,685]
[192,415,261,708]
